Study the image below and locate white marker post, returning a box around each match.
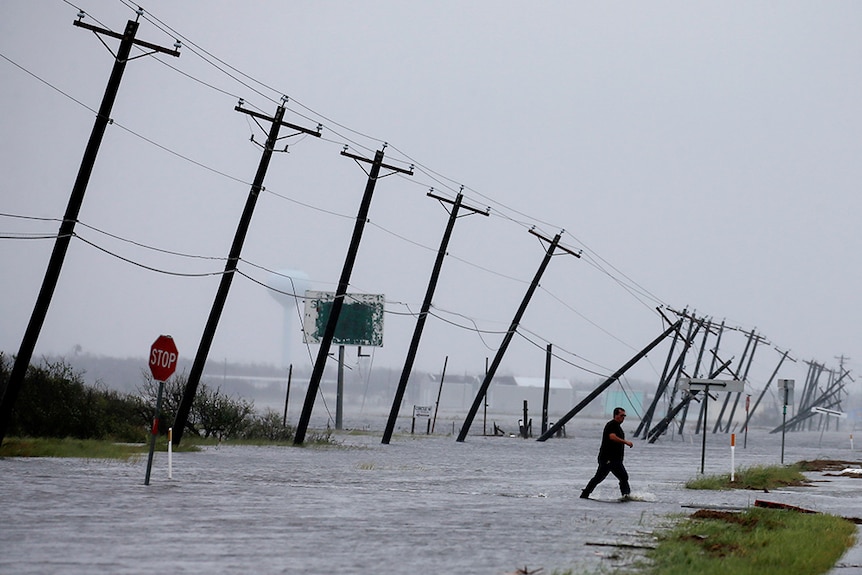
[730,433,736,482]
[679,378,744,474]
[168,427,173,479]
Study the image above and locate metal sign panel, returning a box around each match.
[812,406,846,418]
[679,378,744,393]
[302,291,385,347]
[413,405,432,419]
[777,379,795,405]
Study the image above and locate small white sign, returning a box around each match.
[679,378,744,393]
[413,405,432,419]
[812,406,846,418]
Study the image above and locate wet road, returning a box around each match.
[1,419,860,574]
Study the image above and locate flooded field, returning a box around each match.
[1,418,860,574]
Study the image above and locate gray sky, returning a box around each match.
[2,1,860,391]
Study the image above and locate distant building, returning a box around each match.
[489,376,574,418]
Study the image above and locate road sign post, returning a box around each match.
[145,335,178,485]
[679,378,743,474]
[777,379,795,464]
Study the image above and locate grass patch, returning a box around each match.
[685,464,809,491]
[0,437,156,460]
[644,507,855,575]
[0,431,339,459]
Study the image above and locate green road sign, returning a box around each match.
[302,291,384,347]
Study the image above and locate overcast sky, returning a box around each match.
[2,1,860,392]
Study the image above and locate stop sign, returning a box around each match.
[149,335,179,381]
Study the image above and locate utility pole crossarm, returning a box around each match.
[235,106,322,137]
[72,20,181,58]
[340,149,413,175]
[528,228,581,258]
[426,190,489,217]
[0,16,182,447]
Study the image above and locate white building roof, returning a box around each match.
[512,376,572,390]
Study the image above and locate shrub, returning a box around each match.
[0,353,149,441]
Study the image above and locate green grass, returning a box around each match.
[643,507,855,575]
[0,437,156,460]
[685,463,808,491]
[0,431,339,459]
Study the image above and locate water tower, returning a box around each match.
[266,269,311,368]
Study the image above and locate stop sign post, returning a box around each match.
[145,335,178,485]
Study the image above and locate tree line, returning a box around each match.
[0,352,304,443]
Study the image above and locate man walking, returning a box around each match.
[580,407,633,500]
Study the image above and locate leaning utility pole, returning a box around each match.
[636,313,698,438]
[457,229,580,442]
[381,189,488,444]
[677,318,713,434]
[722,331,767,433]
[634,309,683,438]
[739,348,792,433]
[537,320,683,442]
[294,147,413,445]
[713,328,756,433]
[0,12,180,446]
[172,99,321,445]
[646,356,733,443]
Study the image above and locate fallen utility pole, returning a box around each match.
[0,13,180,446]
[634,309,683,438]
[659,317,704,432]
[713,328,756,433]
[739,348,793,433]
[796,361,826,431]
[172,100,321,445]
[537,319,682,442]
[636,314,699,438]
[723,331,767,433]
[771,368,850,434]
[382,189,488,444]
[646,357,733,443]
[456,230,579,442]
[677,318,713,434]
[695,319,726,434]
[294,147,413,445]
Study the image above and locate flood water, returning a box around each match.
[1,418,861,574]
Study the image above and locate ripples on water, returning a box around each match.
[1,420,860,574]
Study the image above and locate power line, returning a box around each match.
[73,232,225,277]
[14,2,817,388]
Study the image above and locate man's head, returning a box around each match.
[613,407,627,422]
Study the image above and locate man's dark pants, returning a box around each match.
[582,459,630,497]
